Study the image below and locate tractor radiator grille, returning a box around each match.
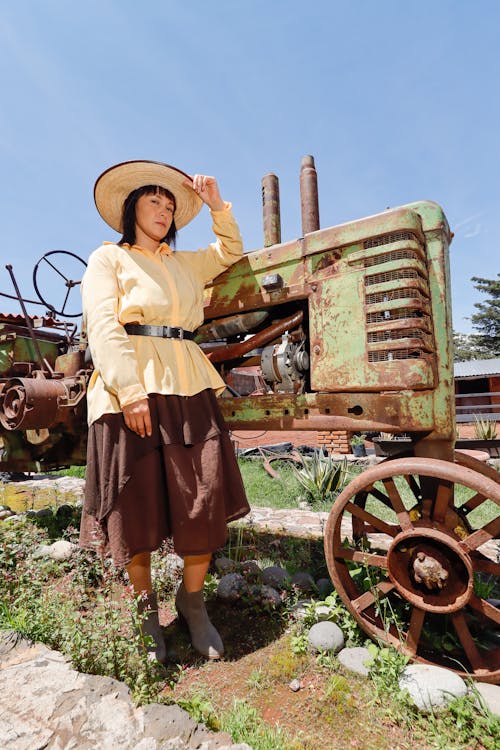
[365,268,421,286]
[364,232,417,248]
[363,230,434,363]
[367,328,427,343]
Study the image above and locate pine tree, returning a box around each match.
[470,274,500,356]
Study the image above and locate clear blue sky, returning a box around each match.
[0,0,498,331]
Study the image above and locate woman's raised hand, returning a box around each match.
[122,398,152,438]
[190,174,225,211]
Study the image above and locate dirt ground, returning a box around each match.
[156,598,413,750]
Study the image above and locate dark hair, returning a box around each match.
[119,185,177,247]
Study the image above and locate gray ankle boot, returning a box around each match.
[137,592,168,664]
[175,582,224,659]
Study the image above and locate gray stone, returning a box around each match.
[3,514,23,523]
[217,573,248,602]
[261,565,291,590]
[289,599,313,620]
[240,559,261,582]
[315,577,334,598]
[32,544,53,559]
[307,621,344,653]
[249,585,281,608]
[0,509,14,520]
[291,572,315,594]
[0,505,12,512]
[0,630,247,749]
[473,682,500,716]
[289,679,301,692]
[49,540,77,561]
[314,604,333,621]
[337,647,373,677]
[399,664,467,711]
[55,503,75,518]
[164,553,184,574]
[214,556,237,575]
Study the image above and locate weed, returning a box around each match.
[219,699,293,750]
[175,690,219,731]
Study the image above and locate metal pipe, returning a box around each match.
[261,173,281,247]
[300,155,320,235]
[207,310,303,364]
[5,264,49,374]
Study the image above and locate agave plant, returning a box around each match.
[291,451,349,506]
[474,415,498,440]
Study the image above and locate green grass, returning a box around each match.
[237,457,304,509]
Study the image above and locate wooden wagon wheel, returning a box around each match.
[324,457,500,683]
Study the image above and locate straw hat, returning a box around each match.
[94,160,204,232]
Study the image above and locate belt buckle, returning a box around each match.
[176,327,184,340]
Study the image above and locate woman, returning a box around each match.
[80,160,250,663]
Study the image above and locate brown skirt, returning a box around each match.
[79,389,250,567]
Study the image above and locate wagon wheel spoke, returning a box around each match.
[405,606,426,657]
[380,476,413,530]
[346,502,398,538]
[461,491,488,513]
[460,516,500,552]
[468,594,500,625]
[469,552,499,576]
[335,547,388,569]
[451,611,489,673]
[351,581,395,614]
[60,286,72,316]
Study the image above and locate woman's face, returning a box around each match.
[134,191,175,246]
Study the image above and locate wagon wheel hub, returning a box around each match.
[387,527,474,613]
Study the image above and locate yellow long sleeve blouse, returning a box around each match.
[82,203,243,425]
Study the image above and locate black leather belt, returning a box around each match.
[124,323,195,340]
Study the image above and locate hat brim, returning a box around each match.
[94,160,204,232]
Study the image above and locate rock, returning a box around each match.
[240,559,261,582]
[35,508,54,518]
[399,664,467,711]
[217,573,248,602]
[215,556,237,575]
[262,565,291,590]
[473,682,500,716]
[314,604,333,621]
[0,630,248,749]
[315,578,334,598]
[3,514,24,523]
[291,572,315,594]
[0,504,12,512]
[32,544,53,559]
[289,599,313,620]
[164,553,184,574]
[307,621,344,653]
[289,679,301,692]
[0,509,14,520]
[249,585,281,608]
[49,540,77,561]
[55,503,75,518]
[337,647,373,677]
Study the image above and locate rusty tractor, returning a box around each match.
[1,156,498,682]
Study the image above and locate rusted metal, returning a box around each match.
[207,310,303,364]
[300,155,320,235]
[262,173,281,247]
[0,375,87,430]
[5,265,50,375]
[324,457,500,682]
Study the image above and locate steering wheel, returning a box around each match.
[33,250,87,318]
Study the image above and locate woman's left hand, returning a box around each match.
[190,174,226,211]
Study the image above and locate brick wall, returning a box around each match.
[317,430,350,454]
